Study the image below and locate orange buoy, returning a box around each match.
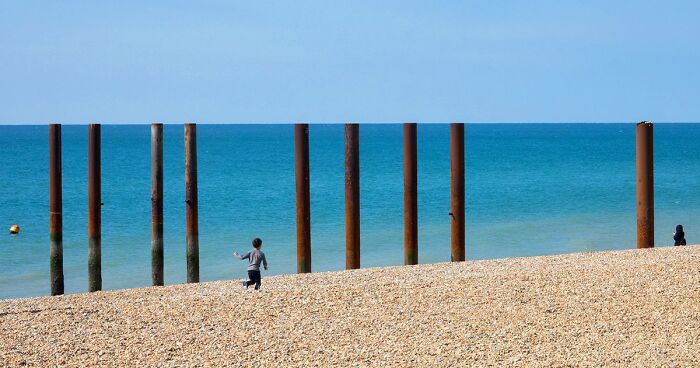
[9,224,20,234]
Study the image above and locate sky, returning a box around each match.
[1,1,699,124]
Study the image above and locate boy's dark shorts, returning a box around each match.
[247,270,262,289]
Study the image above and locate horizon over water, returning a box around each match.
[2,121,698,126]
[2,123,700,300]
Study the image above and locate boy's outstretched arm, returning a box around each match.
[262,253,268,271]
[233,251,251,260]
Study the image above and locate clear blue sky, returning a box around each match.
[1,1,698,123]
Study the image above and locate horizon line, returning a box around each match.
[2,121,700,126]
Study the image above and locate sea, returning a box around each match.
[1,123,699,300]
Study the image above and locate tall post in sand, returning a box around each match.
[184,123,199,283]
[151,123,164,286]
[450,123,465,262]
[87,123,102,292]
[636,121,654,248]
[403,123,418,265]
[294,123,312,273]
[345,123,360,270]
[49,124,64,295]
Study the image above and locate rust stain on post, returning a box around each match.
[87,123,102,291]
[345,123,360,269]
[184,123,199,283]
[450,123,465,262]
[404,123,418,265]
[151,123,164,286]
[49,124,64,295]
[636,121,654,249]
[295,124,311,273]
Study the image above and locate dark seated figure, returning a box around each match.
[674,225,687,246]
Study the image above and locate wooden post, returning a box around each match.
[184,123,199,283]
[151,123,164,285]
[450,123,465,262]
[87,123,102,291]
[404,123,418,265]
[295,123,312,273]
[345,123,360,269]
[49,124,64,295]
[636,121,654,248]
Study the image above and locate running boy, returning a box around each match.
[233,238,268,290]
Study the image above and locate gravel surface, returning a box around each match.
[2,246,700,367]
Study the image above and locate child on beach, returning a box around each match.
[233,238,268,290]
[674,225,687,246]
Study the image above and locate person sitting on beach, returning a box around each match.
[233,238,268,290]
[673,225,687,246]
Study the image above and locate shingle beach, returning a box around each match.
[2,246,700,367]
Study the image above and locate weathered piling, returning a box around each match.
[450,123,465,262]
[294,124,311,273]
[49,124,64,295]
[404,123,418,265]
[345,123,360,270]
[87,123,102,292]
[184,123,199,283]
[151,123,164,286]
[636,121,654,249]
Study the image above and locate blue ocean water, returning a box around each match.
[1,123,699,300]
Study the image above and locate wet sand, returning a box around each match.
[2,246,700,367]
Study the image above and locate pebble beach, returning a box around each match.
[2,246,700,367]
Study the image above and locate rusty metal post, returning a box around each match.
[184,123,199,283]
[294,123,311,273]
[450,123,465,262]
[345,123,360,269]
[49,124,64,295]
[151,123,164,286]
[87,123,102,291]
[636,121,654,248]
[404,123,418,265]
